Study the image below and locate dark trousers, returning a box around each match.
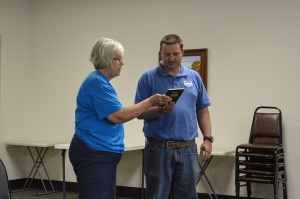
[69,135,122,199]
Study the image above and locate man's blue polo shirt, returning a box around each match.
[135,64,211,141]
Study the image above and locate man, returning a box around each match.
[135,34,214,199]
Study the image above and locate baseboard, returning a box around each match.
[9,178,264,199]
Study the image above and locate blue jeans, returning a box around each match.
[144,142,200,199]
[68,135,122,199]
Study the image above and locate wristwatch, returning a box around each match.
[203,136,214,143]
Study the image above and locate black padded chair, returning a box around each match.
[235,106,287,199]
[0,158,12,199]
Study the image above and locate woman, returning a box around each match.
[69,37,171,199]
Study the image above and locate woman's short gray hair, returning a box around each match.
[89,37,124,70]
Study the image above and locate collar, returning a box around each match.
[157,61,188,77]
[95,70,109,82]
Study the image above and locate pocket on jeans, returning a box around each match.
[145,143,162,153]
[187,143,198,154]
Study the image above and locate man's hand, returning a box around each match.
[157,101,175,114]
[200,141,212,161]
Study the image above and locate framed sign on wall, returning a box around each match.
[181,48,208,90]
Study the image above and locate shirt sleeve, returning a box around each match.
[135,73,151,104]
[195,74,211,111]
[91,77,123,120]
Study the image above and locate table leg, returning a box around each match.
[61,149,66,199]
[13,146,59,196]
[141,149,145,199]
[198,156,219,199]
[22,147,47,191]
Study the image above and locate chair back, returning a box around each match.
[0,158,12,199]
[249,106,282,146]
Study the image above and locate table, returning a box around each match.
[54,144,69,199]
[6,141,61,196]
[197,148,235,199]
[54,143,145,199]
[8,140,233,198]
[55,143,233,199]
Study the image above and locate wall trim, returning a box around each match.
[9,179,264,199]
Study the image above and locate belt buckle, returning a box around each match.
[166,141,175,149]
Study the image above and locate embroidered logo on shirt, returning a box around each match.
[184,81,193,87]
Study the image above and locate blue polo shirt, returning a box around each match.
[135,64,211,141]
[75,71,124,153]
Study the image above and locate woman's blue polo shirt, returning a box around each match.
[75,71,124,153]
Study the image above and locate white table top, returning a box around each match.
[125,144,144,151]
[54,143,145,152]
[7,140,234,156]
[6,141,62,147]
[210,148,235,156]
[7,140,234,155]
[54,143,234,155]
[54,143,70,150]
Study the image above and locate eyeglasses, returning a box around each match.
[113,57,123,62]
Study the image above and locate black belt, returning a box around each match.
[146,137,195,149]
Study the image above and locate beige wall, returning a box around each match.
[1,0,299,198]
[0,0,30,177]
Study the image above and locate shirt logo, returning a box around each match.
[184,81,193,87]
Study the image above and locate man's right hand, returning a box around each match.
[158,101,175,114]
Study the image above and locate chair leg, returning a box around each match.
[246,182,252,198]
[274,184,278,199]
[283,180,288,199]
[235,183,240,199]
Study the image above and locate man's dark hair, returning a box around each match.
[160,34,183,52]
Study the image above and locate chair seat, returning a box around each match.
[237,143,280,150]
[239,176,274,184]
[238,152,274,158]
[239,160,274,168]
[240,168,274,175]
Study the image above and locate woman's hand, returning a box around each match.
[149,94,172,106]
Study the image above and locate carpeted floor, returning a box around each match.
[11,189,132,199]
[11,189,78,199]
